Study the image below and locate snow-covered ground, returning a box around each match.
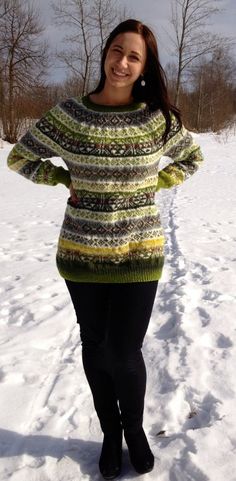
[0,130,236,480]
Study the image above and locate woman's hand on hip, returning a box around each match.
[69,182,79,202]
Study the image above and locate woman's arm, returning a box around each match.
[7,106,71,188]
[156,114,204,192]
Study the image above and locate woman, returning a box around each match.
[7,19,204,480]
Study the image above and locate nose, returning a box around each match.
[117,55,128,69]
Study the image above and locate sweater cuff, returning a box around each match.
[156,170,176,191]
[55,167,71,188]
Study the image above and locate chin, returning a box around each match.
[107,76,134,89]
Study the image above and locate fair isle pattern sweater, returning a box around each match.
[7,95,204,283]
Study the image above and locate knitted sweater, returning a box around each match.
[7,95,204,283]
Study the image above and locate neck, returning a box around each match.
[91,82,134,106]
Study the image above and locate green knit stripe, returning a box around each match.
[56,255,165,283]
[71,176,158,192]
[59,228,164,248]
[8,142,41,163]
[24,121,160,165]
[175,141,203,163]
[43,97,165,143]
[65,151,160,167]
[81,95,146,112]
[51,103,153,138]
[66,204,159,222]
[28,124,75,159]
[7,144,70,187]
[161,125,193,158]
[68,158,159,178]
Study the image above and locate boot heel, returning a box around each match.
[125,428,154,474]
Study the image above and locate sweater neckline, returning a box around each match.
[81,94,146,113]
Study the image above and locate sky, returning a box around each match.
[37,0,236,83]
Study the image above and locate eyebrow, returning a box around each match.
[112,44,142,58]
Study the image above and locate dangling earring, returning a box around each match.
[141,74,146,87]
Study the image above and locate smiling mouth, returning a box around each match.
[112,68,129,77]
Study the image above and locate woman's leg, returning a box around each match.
[65,280,122,435]
[65,279,158,435]
[65,279,158,476]
[107,280,158,435]
[107,280,158,474]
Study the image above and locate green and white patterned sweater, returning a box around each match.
[7,95,204,283]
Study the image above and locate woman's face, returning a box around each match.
[104,32,147,91]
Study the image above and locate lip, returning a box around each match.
[112,68,129,78]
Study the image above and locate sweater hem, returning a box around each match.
[56,256,165,283]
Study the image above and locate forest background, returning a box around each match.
[0,0,236,143]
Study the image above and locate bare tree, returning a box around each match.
[90,0,117,59]
[0,0,11,18]
[168,0,233,106]
[188,45,236,131]
[0,0,49,142]
[52,0,126,94]
[164,62,179,102]
[0,0,11,130]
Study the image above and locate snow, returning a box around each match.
[0,130,236,480]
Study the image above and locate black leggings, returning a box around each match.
[65,280,158,435]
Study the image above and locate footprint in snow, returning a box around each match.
[217,333,233,348]
[0,368,6,382]
[37,290,59,300]
[197,306,211,327]
[43,241,56,247]
[23,374,40,385]
[33,255,50,262]
[202,289,221,301]
[183,392,222,431]
[16,236,27,242]
[219,235,231,241]
[155,311,184,340]
[191,262,212,284]
[1,305,34,326]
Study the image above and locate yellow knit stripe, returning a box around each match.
[7,146,39,170]
[58,237,165,256]
[7,156,27,171]
[67,205,159,222]
[66,150,160,167]
[72,176,158,192]
[9,143,41,163]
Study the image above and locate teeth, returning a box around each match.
[113,69,127,77]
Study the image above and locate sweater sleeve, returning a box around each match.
[156,114,204,192]
[7,105,71,188]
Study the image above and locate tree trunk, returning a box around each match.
[175,66,181,107]
[196,70,203,131]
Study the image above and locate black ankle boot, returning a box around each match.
[125,428,154,474]
[99,428,123,480]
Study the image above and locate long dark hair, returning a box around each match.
[90,19,182,144]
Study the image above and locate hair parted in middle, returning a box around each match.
[90,19,182,144]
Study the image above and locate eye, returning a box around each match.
[129,55,139,61]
